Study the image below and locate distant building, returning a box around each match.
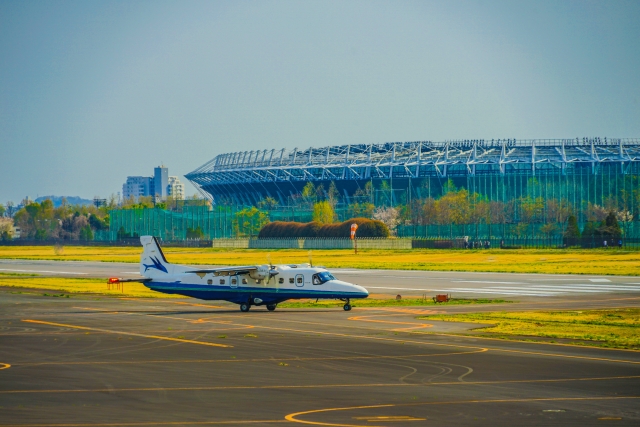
[122,166,184,201]
[122,176,153,200]
[154,166,168,199]
[168,176,185,200]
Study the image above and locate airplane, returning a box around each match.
[109,236,369,312]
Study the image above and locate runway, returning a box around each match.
[2,258,640,299]
[1,290,639,426]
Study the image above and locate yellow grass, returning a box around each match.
[1,246,640,275]
[0,275,181,298]
[422,309,640,349]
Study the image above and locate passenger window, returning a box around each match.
[297,277,303,284]
[231,278,237,285]
[242,278,248,284]
[207,279,213,285]
[220,279,225,285]
[289,278,294,284]
[279,278,284,284]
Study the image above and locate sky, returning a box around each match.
[1,0,639,203]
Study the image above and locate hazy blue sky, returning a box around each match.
[1,0,639,203]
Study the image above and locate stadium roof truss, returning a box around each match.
[187,138,640,192]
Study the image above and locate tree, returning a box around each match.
[257,197,278,210]
[234,207,269,237]
[327,181,339,207]
[0,217,13,240]
[419,198,437,225]
[354,181,373,203]
[301,182,317,206]
[616,210,633,238]
[563,215,581,246]
[0,204,5,217]
[540,223,559,242]
[312,201,335,225]
[348,202,375,218]
[600,211,622,242]
[373,206,399,236]
[378,180,392,206]
[79,225,93,241]
[186,226,205,239]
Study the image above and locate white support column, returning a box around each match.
[531,139,536,176]
[500,140,506,174]
[416,142,422,177]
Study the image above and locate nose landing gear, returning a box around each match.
[343,298,351,311]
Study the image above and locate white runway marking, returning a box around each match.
[589,279,611,282]
[452,280,527,285]
[0,268,87,275]
[367,286,436,292]
[531,284,640,291]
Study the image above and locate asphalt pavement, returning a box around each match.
[0,290,639,426]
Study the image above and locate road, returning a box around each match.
[0,291,639,426]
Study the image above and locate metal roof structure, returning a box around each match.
[186,138,640,204]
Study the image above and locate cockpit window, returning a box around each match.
[313,272,336,285]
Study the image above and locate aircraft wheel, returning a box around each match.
[240,303,251,312]
[266,304,277,311]
[343,304,352,311]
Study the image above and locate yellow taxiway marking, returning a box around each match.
[16,349,487,367]
[285,396,640,426]
[118,298,224,309]
[0,363,10,370]
[221,322,640,365]
[347,314,432,331]
[352,416,425,422]
[411,329,640,353]
[21,320,232,348]
[63,304,640,363]
[0,420,285,427]
[1,374,637,395]
[75,307,254,329]
[70,307,640,364]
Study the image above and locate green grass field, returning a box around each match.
[1,245,640,275]
[0,274,182,298]
[421,309,640,349]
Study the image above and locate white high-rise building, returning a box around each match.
[168,176,185,200]
[122,168,184,202]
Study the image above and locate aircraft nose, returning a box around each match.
[355,284,369,297]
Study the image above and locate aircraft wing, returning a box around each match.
[185,266,258,275]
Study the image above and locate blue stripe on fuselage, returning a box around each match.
[144,281,367,303]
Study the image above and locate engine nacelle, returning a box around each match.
[249,265,270,280]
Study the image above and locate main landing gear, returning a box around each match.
[343,298,352,311]
[239,302,277,312]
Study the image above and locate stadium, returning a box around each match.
[186,137,640,211]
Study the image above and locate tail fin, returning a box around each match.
[140,236,172,277]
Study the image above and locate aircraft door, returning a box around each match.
[295,274,304,287]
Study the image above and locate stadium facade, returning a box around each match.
[186,137,640,213]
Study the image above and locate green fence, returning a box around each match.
[96,205,638,246]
